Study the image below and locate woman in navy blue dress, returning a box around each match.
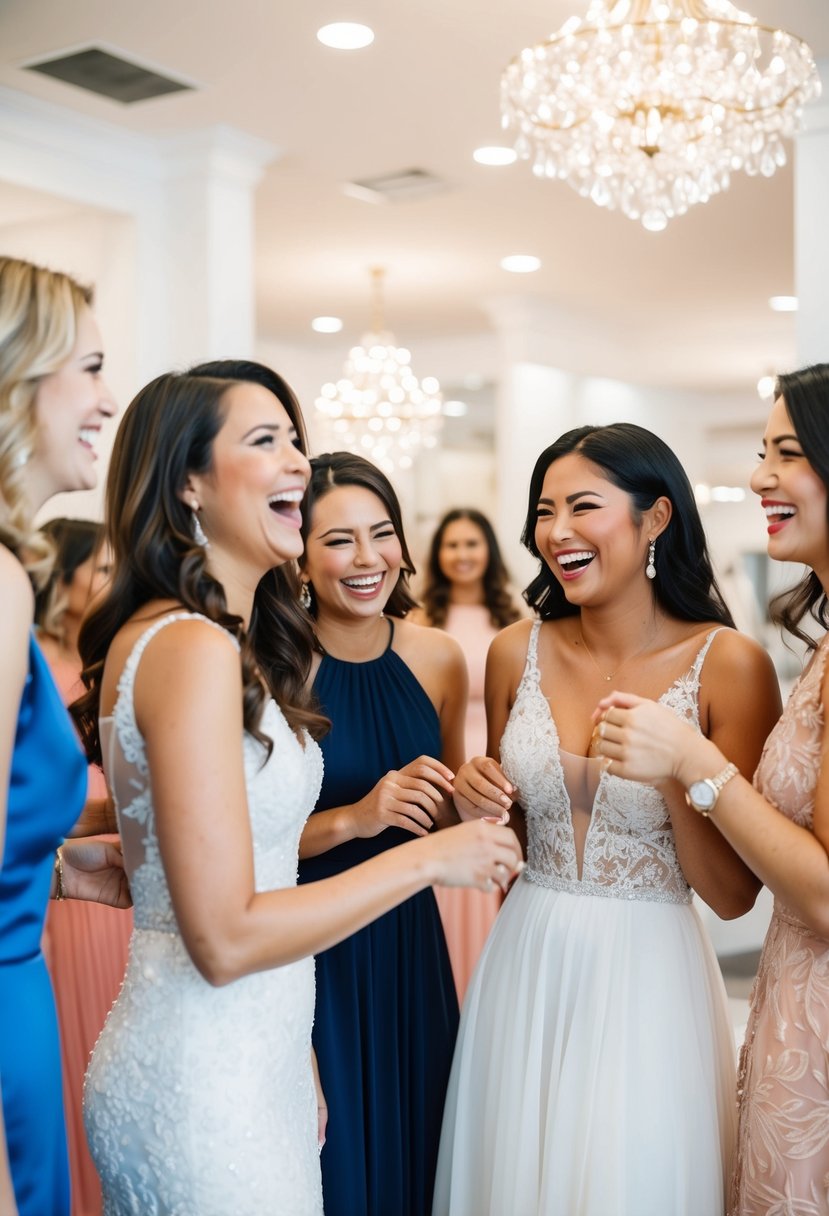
[297,452,475,1216]
[0,257,129,1216]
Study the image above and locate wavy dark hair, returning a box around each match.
[521,422,735,627]
[73,363,327,765]
[768,364,829,650]
[421,508,521,629]
[35,517,105,642]
[300,451,418,619]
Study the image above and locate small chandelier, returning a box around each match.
[315,268,443,473]
[501,0,821,231]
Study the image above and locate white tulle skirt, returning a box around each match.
[433,874,736,1216]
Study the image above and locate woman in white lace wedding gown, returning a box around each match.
[73,363,522,1216]
[433,423,781,1216]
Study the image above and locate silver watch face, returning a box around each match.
[689,779,716,811]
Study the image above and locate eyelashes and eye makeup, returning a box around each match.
[325,528,396,548]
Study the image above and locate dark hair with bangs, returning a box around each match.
[768,364,829,650]
[521,422,735,628]
[73,364,327,764]
[300,451,418,619]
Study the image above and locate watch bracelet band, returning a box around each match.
[687,761,740,816]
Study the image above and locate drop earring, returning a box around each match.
[299,581,312,610]
[646,538,656,580]
[191,502,209,550]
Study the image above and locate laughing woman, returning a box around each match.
[433,423,781,1216]
[297,453,478,1216]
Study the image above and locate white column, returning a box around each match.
[795,59,829,366]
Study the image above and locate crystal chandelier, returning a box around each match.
[315,269,443,474]
[501,0,821,231]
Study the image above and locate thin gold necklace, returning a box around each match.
[576,619,666,682]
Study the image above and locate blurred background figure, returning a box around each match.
[36,518,131,1216]
[413,509,523,1001]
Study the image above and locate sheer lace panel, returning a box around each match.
[500,621,724,905]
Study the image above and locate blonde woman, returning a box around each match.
[0,257,129,1216]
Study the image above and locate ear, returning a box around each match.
[177,474,201,512]
[646,495,672,540]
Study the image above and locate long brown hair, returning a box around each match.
[768,364,829,650]
[73,367,327,764]
[421,507,521,629]
[0,257,93,588]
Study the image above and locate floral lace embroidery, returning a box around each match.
[85,613,326,1215]
[730,637,829,1216]
[500,621,722,906]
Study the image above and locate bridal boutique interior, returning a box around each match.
[2,0,829,1030]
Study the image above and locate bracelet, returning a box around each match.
[54,847,66,901]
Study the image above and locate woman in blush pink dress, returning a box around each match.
[413,509,523,1001]
[593,366,829,1214]
[37,518,132,1216]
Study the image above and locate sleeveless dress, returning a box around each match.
[434,604,502,1004]
[83,613,325,1216]
[41,649,132,1216]
[433,621,737,1216]
[730,634,829,1215]
[298,620,459,1216]
[0,633,87,1216]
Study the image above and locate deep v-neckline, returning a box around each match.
[524,626,718,881]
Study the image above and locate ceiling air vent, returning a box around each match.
[343,168,447,205]
[25,46,193,104]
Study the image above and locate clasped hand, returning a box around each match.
[60,838,132,908]
[589,691,697,784]
[351,755,456,838]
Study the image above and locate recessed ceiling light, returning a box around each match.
[769,295,798,312]
[317,23,374,50]
[443,399,468,417]
[473,146,517,166]
[500,254,541,273]
[311,316,344,334]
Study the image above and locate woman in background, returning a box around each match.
[0,256,128,1216]
[412,508,522,1000]
[298,454,472,1216]
[37,518,131,1216]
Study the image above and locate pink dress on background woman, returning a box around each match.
[730,635,829,1215]
[433,603,502,1003]
[41,653,132,1216]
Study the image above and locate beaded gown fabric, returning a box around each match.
[83,614,325,1216]
[731,635,829,1216]
[434,621,736,1216]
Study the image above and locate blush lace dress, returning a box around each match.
[83,614,325,1216]
[730,635,829,1216]
[433,621,737,1216]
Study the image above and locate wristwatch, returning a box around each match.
[685,762,739,817]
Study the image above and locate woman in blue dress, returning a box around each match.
[0,256,130,1216]
[297,452,478,1216]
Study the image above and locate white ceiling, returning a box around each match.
[1,0,827,393]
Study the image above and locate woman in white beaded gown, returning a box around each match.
[72,361,522,1216]
[432,423,781,1216]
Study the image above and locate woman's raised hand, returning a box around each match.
[349,755,456,838]
[453,756,515,820]
[591,691,700,784]
[425,817,523,893]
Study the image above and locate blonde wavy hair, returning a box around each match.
[0,256,94,587]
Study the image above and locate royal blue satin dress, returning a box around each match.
[299,622,459,1216]
[0,634,87,1216]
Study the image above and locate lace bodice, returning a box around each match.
[501,620,722,905]
[100,613,324,933]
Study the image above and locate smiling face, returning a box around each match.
[302,484,403,622]
[185,381,311,582]
[751,394,829,584]
[534,451,659,607]
[30,306,116,505]
[438,517,489,589]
